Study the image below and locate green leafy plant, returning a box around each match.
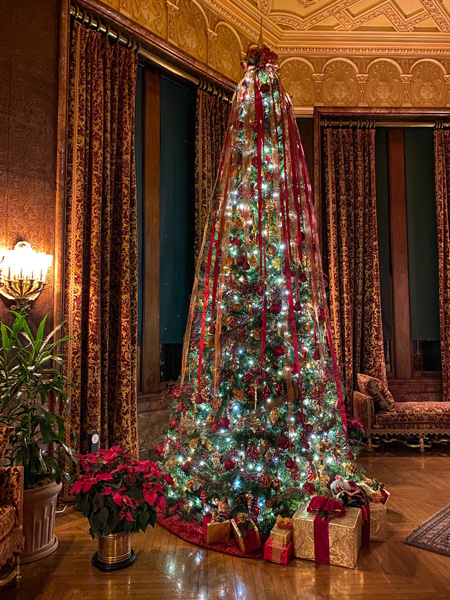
[0,310,75,488]
[70,446,173,538]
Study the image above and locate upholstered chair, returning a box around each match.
[0,426,24,586]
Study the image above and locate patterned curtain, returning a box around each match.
[434,130,450,400]
[64,21,138,456]
[323,127,386,409]
[194,90,230,259]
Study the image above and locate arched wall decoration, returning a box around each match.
[102,0,450,111]
[211,22,243,82]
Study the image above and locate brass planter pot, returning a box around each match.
[92,532,136,572]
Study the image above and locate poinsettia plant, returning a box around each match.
[70,445,173,538]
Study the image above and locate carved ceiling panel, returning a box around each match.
[101,0,450,111]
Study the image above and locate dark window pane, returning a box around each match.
[404,128,441,371]
[375,128,393,370]
[160,75,196,380]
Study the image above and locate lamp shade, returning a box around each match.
[1,241,53,282]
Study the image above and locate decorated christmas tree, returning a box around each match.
[157,43,366,535]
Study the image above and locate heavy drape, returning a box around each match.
[64,21,138,455]
[194,90,230,259]
[323,127,386,409]
[434,130,450,400]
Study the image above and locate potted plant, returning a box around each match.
[0,310,75,562]
[70,446,173,571]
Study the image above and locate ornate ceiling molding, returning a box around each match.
[103,0,450,111]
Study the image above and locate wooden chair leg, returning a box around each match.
[368,436,374,452]
[419,435,425,454]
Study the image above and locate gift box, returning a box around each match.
[270,515,293,546]
[203,513,230,545]
[231,514,261,554]
[293,502,362,569]
[368,491,389,542]
[264,538,293,565]
[270,525,292,546]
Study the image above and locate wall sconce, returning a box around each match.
[0,241,53,311]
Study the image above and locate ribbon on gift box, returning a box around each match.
[307,496,346,564]
[232,515,260,553]
[276,515,293,530]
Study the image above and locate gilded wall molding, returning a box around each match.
[101,0,450,112]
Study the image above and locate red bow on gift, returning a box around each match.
[307,496,346,522]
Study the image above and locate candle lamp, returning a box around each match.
[0,241,53,311]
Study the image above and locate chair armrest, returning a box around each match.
[0,466,24,527]
[353,391,375,432]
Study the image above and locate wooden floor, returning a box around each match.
[4,446,450,600]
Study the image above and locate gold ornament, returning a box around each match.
[186,478,200,492]
[225,256,235,268]
[249,254,258,268]
[272,477,282,492]
[269,408,280,426]
[344,461,358,476]
[233,303,243,313]
[253,328,262,340]
[272,257,281,269]
[226,316,237,328]
[305,323,311,331]
[258,472,272,488]
[234,217,244,229]
[212,451,221,467]
[266,244,277,257]
[248,415,261,429]
[189,438,199,450]
[233,389,245,401]
[207,337,215,348]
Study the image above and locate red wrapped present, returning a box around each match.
[231,513,261,553]
[264,538,293,565]
[202,510,230,544]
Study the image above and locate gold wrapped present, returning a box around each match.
[203,511,230,545]
[369,492,389,542]
[293,504,362,569]
[270,515,293,545]
[231,513,261,554]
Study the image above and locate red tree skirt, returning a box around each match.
[157,509,265,559]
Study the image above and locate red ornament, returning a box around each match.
[181,461,191,473]
[242,259,250,271]
[255,376,265,386]
[318,308,325,322]
[236,254,246,266]
[304,423,313,433]
[303,482,316,495]
[262,385,270,399]
[195,394,204,405]
[302,439,310,450]
[290,362,297,374]
[218,416,230,430]
[293,301,302,311]
[176,402,183,411]
[209,324,216,334]
[272,345,285,357]
[275,382,284,396]
[278,435,289,450]
[285,456,294,469]
[260,83,270,94]
[243,372,254,384]
[155,445,164,457]
[302,346,308,360]
[170,419,178,429]
[224,459,236,471]
[231,237,242,247]
[299,272,307,283]
[180,427,187,435]
[313,348,321,361]
[345,450,355,460]
[211,423,219,433]
[269,302,282,314]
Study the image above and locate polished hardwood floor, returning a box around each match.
[4,446,450,600]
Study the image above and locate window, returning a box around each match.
[375,127,441,381]
[135,66,196,395]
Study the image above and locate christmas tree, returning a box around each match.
[157,43,363,534]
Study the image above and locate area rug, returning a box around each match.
[157,510,266,559]
[405,504,450,556]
